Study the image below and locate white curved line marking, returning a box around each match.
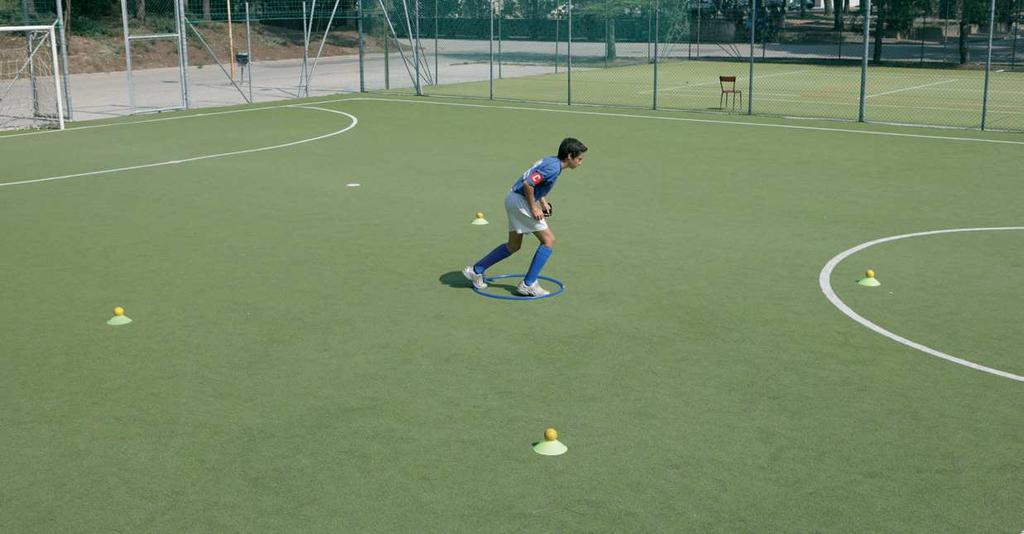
[0,105,301,141]
[819,227,1024,382]
[0,105,357,188]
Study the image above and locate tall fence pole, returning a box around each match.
[567,0,572,105]
[981,0,996,130]
[178,0,190,107]
[489,0,494,99]
[358,0,366,92]
[434,0,438,85]
[300,1,308,97]
[652,0,658,110]
[53,0,72,120]
[245,2,253,102]
[227,0,236,81]
[119,0,135,113]
[858,0,870,122]
[1012,0,1020,70]
[415,0,421,95]
[498,5,503,78]
[696,2,701,57]
[174,0,188,108]
[748,0,756,115]
[555,15,560,73]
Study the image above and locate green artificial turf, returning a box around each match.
[1,95,1022,532]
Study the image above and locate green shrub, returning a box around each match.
[71,15,111,37]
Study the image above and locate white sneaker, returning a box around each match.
[462,266,487,289]
[516,280,550,297]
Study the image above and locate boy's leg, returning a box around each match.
[474,232,523,275]
[523,229,555,286]
[465,233,524,288]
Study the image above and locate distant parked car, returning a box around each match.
[788,0,815,8]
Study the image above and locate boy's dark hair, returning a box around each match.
[558,138,588,160]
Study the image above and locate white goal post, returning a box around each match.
[0,24,65,130]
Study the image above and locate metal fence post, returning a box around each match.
[178,0,190,108]
[748,0,756,115]
[1012,0,1020,70]
[652,0,658,110]
[493,0,497,98]
[555,14,560,74]
[415,0,421,95]
[358,0,366,92]
[119,0,135,113]
[53,0,72,120]
[567,0,572,105]
[245,1,253,102]
[434,0,438,85]
[300,1,308,97]
[981,0,996,130]
[858,0,870,122]
[498,4,503,78]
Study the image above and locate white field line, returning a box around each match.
[639,69,812,94]
[0,103,310,141]
[726,95,1024,115]
[336,96,1024,145]
[819,227,1024,383]
[0,106,357,187]
[867,79,957,98]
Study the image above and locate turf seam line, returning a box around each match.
[819,226,1024,383]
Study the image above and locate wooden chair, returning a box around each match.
[719,76,743,112]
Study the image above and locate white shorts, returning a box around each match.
[505,190,548,234]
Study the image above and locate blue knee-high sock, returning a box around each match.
[474,243,513,274]
[523,245,553,285]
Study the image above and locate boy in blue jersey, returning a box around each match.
[463,137,588,297]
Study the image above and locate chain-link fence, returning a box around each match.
[1,0,1022,130]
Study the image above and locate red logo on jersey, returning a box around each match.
[529,172,543,186]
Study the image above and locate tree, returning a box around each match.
[833,0,843,29]
[957,0,988,63]
[871,0,930,61]
[572,0,648,61]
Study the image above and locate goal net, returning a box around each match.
[0,24,64,130]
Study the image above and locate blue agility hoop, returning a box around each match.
[472,274,565,300]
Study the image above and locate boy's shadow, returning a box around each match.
[438,271,519,295]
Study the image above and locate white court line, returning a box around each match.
[0,106,358,187]
[819,227,1024,383]
[336,96,1024,146]
[867,79,957,98]
[640,69,811,94]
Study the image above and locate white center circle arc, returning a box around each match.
[819,227,1024,383]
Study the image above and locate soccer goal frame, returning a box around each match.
[0,23,65,130]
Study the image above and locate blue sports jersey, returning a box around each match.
[511,156,562,200]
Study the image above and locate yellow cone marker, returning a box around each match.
[471,212,489,225]
[533,427,568,456]
[107,306,133,326]
[858,269,881,287]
